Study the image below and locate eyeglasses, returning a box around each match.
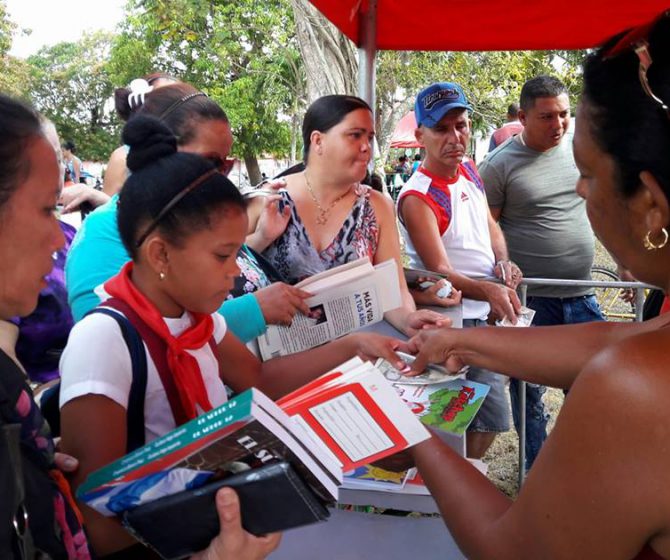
[135,168,218,248]
[602,10,670,120]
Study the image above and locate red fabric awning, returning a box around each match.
[308,1,669,51]
[390,111,420,148]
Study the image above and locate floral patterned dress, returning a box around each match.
[227,246,283,299]
[262,186,380,285]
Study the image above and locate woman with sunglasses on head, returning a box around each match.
[58,115,409,556]
[247,95,449,338]
[0,95,279,560]
[65,82,308,343]
[398,11,670,560]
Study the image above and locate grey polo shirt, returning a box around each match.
[480,133,595,298]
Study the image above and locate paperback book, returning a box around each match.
[394,378,490,436]
[257,257,402,360]
[78,358,430,516]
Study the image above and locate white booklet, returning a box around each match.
[257,257,402,360]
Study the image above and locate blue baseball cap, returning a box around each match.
[415,82,472,128]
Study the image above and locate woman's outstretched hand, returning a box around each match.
[254,282,312,327]
[404,329,466,375]
[403,309,452,337]
[351,332,411,371]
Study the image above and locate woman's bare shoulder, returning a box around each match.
[590,326,670,389]
[499,327,670,558]
[367,188,395,220]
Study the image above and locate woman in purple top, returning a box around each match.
[12,220,76,384]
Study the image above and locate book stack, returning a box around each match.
[341,356,491,496]
[77,357,429,559]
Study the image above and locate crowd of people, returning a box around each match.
[1,9,669,560]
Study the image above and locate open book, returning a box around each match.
[77,357,429,519]
[257,257,402,360]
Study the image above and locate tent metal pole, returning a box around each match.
[357,0,377,112]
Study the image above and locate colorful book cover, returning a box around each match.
[393,379,490,436]
[343,464,414,491]
[77,389,340,515]
[78,390,257,496]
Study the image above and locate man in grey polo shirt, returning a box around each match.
[479,75,604,471]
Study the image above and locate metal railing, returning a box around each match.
[514,277,651,487]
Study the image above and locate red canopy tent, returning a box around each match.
[308,0,669,51]
[308,0,670,151]
[389,111,419,149]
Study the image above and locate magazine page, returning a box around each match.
[257,260,401,360]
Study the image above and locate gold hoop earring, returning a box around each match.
[159,271,166,281]
[643,228,669,251]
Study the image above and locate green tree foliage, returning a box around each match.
[17,0,585,173]
[28,32,120,161]
[377,49,585,163]
[0,0,31,98]
[110,0,303,184]
[0,0,13,55]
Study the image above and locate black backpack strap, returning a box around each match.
[1,423,36,559]
[87,307,148,452]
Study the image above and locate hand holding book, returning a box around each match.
[189,487,281,560]
[78,358,430,559]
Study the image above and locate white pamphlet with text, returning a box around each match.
[257,258,402,360]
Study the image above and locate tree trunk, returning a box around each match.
[377,97,412,168]
[244,153,262,187]
[290,0,358,103]
[290,112,299,165]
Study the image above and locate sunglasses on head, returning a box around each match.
[602,10,670,120]
[202,154,235,177]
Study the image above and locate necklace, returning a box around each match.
[304,172,351,225]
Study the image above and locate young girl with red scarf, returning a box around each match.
[57,116,409,557]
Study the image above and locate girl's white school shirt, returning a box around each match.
[59,309,228,443]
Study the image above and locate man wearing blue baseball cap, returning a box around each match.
[397,82,522,458]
